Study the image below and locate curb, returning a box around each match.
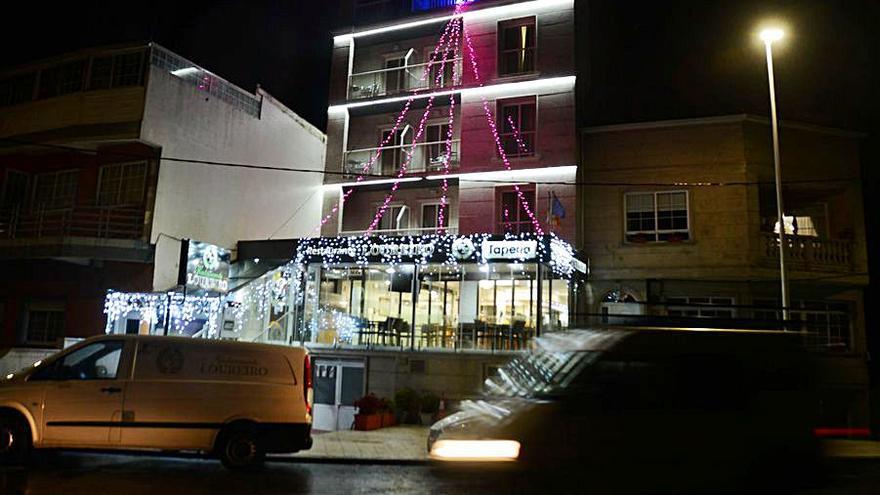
[270,456,430,466]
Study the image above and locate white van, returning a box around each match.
[0,335,313,468]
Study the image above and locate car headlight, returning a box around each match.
[429,439,521,462]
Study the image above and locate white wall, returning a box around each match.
[141,67,326,290]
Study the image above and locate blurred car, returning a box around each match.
[428,328,819,490]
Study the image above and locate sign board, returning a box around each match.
[481,240,538,260]
[178,239,231,293]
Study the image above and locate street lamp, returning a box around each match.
[759,26,790,322]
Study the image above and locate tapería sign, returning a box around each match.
[178,239,231,293]
[481,240,538,260]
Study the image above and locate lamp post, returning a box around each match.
[759,27,790,322]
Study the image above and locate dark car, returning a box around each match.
[428,328,820,492]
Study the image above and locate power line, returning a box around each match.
[0,136,862,188]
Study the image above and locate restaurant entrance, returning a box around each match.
[312,359,366,431]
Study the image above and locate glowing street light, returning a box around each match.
[759,25,790,322]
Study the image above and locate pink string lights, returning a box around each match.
[436,10,463,234]
[461,21,544,235]
[365,15,462,235]
[313,13,462,236]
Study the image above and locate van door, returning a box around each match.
[36,339,129,447]
[312,360,365,431]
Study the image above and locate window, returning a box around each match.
[38,60,86,98]
[380,128,411,175]
[112,52,145,87]
[421,203,448,230]
[378,205,409,232]
[424,123,454,170]
[1,170,29,208]
[25,308,65,346]
[775,215,819,237]
[32,170,79,209]
[499,98,536,157]
[754,299,851,351]
[497,186,536,234]
[666,296,734,318]
[50,341,123,380]
[0,73,37,107]
[625,191,689,242]
[88,56,114,90]
[384,56,406,95]
[98,162,147,206]
[498,17,536,75]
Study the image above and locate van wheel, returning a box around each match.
[217,425,264,469]
[0,413,31,465]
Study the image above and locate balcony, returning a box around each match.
[0,205,146,240]
[760,232,854,271]
[347,57,461,100]
[343,139,460,178]
[339,226,458,236]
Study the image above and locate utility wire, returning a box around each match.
[0,137,862,188]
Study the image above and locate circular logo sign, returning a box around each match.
[202,245,221,271]
[451,237,476,260]
[156,347,185,374]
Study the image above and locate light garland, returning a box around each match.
[103,291,168,334]
[315,13,462,236]
[437,9,463,233]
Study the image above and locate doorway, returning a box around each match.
[312,359,366,431]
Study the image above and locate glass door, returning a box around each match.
[311,359,366,431]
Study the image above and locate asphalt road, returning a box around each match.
[1,453,879,494]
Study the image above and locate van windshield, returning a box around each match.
[483,350,600,399]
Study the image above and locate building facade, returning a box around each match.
[578,115,869,429]
[0,43,325,370]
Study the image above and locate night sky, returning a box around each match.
[2,1,876,133]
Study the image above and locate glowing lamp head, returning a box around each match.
[759,28,784,44]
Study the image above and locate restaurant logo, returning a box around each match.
[156,347,184,375]
[179,240,231,293]
[481,240,538,260]
[451,237,476,260]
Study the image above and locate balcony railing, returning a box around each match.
[339,226,458,236]
[0,205,146,240]
[761,232,853,270]
[347,57,461,100]
[343,140,460,178]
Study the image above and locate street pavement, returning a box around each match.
[289,425,429,462]
[1,452,880,494]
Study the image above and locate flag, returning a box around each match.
[551,192,566,227]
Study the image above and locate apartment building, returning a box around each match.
[0,43,325,370]
[579,115,869,429]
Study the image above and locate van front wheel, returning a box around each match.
[0,413,31,465]
[217,425,265,469]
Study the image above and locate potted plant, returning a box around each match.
[394,387,420,424]
[380,397,396,427]
[353,393,383,431]
[419,391,440,426]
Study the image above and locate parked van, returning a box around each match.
[0,335,313,468]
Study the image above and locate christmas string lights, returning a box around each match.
[366,16,462,235]
[315,13,462,236]
[461,21,544,235]
[437,8,464,233]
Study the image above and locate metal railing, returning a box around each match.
[343,140,460,178]
[0,204,146,240]
[339,226,458,236]
[150,44,262,117]
[761,232,853,269]
[347,57,461,100]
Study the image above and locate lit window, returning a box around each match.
[625,191,689,242]
[774,215,818,237]
[666,296,734,318]
[498,17,536,76]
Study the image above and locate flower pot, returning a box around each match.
[354,413,382,431]
[381,412,396,427]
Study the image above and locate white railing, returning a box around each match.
[343,140,460,177]
[347,57,462,100]
[339,226,458,236]
[761,232,853,268]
